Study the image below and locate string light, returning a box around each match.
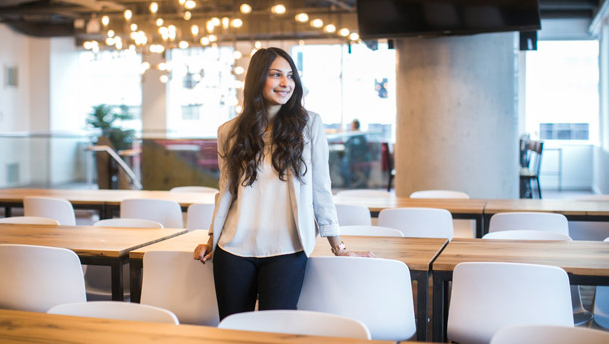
[240,4,252,14]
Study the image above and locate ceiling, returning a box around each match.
[0,0,604,42]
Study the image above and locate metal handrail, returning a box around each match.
[88,145,142,190]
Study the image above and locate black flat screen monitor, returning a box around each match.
[356,0,541,39]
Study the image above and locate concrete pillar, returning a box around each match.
[394,32,519,198]
[141,53,167,138]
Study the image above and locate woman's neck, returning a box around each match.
[266,104,281,120]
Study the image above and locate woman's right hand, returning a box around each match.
[193,242,213,264]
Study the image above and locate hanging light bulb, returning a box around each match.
[200,36,210,45]
[271,4,286,15]
[150,2,158,14]
[349,32,360,41]
[324,24,336,33]
[208,34,217,42]
[160,74,169,83]
[179,41,189,49]
[295,13,309,23]
[233,50,243,59]
[240,3,252,14]
[124,9,132,20]
[311,19,323,28]
[184,11,192,20]
[234,66,245,75]
[130,23,138,31]
[339,28,350,37]
[107,29,115,37]
[222,17,230,29]
[254,41,262,49]
[156,18,164,26]
[231,18,243,28]
[101,16,109,26]
[184,0,196,10]
[191,25,199,35]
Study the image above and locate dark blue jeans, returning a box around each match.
[212,246,308,320]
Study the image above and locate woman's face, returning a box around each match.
[262,56,295,107]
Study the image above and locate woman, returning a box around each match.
[193,47,374,320]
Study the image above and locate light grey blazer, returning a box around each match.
[209,111,340,256]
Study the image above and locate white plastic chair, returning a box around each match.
[218,310,371,339]
[340,225,404,237]
[0,244,86,312]
[186,203,215,231]
[569,195,609,241]
[490,325,609,344]
[297,256,416,341]
[24,196,76,225]
[85,218,164,300]
[170,186,219,193]
[334,204,372,226]
[0,216,59,225]
[487,212,591,325]
[120,198,184,228]
[140,250,219,326]
[483,230,572,241]
[335,189,392,198]
[409,189,474,238]
[48,301,179,324]
[592,237,609,329]
[378,207,454,239]
[489,212,569,235]
[447,262,574,344]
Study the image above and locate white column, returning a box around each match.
[141,53,167,138]
[394,32,520,198]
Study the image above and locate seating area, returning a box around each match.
[1,188,609,343]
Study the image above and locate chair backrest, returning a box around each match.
[377,207,454,239]
[489,212,569,235]
[140,250,219,326]
[483,230,572,241]
[0,216,60,225]
[48,301,179,324]
[186,203,215,231]
[297,256,416,341]
[340,225,404,237]
[447,262,574,344]
[409,190,470,199]
[170,186,219,193]
[94,218,163,228]
[0,244,86,312]
[592,236,609,329]
[218,310,371,339]
[490,325,609,344]
[334,204,372,226]
[526,140,544,174]
[335,189,392,198]
[120,198,183,228]
[23,196,76,225]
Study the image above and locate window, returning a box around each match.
[525,40,599,143]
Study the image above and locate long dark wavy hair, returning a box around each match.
[222,47,308,197]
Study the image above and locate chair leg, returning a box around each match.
[535,177,542,199]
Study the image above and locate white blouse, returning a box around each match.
[218,132,303,257]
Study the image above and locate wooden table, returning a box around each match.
[0,309,398,344]
[333,196,487,237]
[0,223,186,301]
[431,238,609,342]
[0,188,216,219]
[483,199,609,236]
[129,231,448,342]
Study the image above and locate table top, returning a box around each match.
[484,199,609,216]
[0,309,397,344]
[0,223,187,258]
[332,196,487,214]
[0,188,216,207]
[130,230,448,272]
[433,238,609,277]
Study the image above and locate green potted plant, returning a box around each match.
[87,104,135,151]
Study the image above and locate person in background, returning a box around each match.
[341,119,371,188]
[193,47,375,321]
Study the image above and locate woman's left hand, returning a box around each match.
[335,250,377,258]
